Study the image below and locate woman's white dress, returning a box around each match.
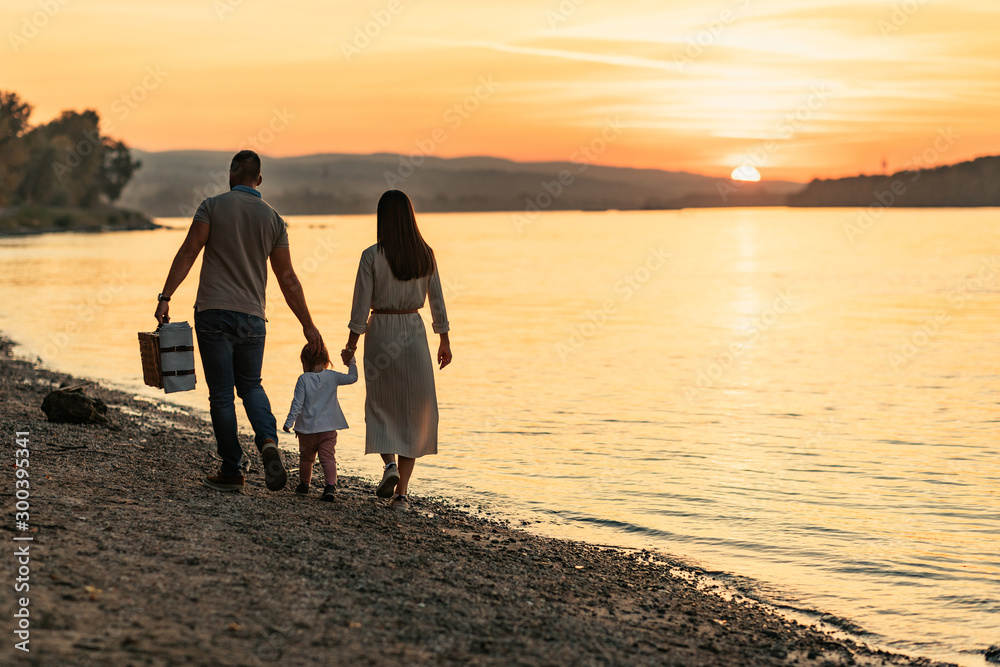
[348,244,449,458]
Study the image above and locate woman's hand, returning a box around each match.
[341,347,355,366]
[437,336,452,370]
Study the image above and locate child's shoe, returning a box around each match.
[321,484,336,502]
[294,482,309,495]
[389,494,409,512]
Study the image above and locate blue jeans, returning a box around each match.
[194,309,277,475]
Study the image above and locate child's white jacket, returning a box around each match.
[283,358,358,434]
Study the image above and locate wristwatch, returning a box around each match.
[157,293,171,302]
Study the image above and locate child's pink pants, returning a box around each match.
[296,431,338,486]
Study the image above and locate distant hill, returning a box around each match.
[788,155,1000,207]
[117,150,804,217]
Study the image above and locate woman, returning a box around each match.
[342,190,452,511]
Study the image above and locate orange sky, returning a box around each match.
[3,0,1000,181]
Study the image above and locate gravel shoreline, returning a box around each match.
[0,337,957,666]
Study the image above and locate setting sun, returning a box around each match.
[731,165,762,182]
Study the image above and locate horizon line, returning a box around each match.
[128,147,1000,185]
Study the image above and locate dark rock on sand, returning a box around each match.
[40,384,108,425]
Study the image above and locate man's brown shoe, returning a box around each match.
[204,472,245,492]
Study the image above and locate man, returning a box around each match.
[155,150,323,493]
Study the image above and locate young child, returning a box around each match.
[283,343,357,501]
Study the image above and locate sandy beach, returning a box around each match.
[0,336,958,667]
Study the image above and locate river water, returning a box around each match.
[1,207,997,665]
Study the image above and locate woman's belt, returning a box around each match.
[371,309,419,315]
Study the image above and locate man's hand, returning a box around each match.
[340,348,355,366]
[154,300,170,325]
[304,323,323,355]
[283,426,292,433]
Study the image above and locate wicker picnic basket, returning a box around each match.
[138,322,196,393]
[138,330,163,388]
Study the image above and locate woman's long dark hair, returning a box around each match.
[376,190,435,281]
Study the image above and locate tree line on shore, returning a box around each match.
[0,90,139,210]
[787,154,1000,207]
